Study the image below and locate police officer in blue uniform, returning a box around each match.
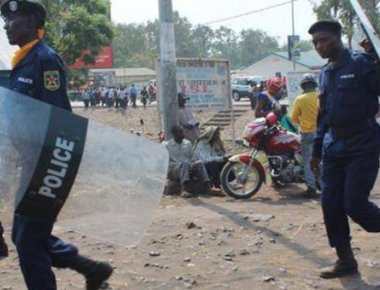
[309,20,380,279]
[1,1,113,289]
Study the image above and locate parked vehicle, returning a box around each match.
[220,112,305,199]
[231,75,264,102]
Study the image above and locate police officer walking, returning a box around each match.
[309,20,380,279]
[1,1,113,289]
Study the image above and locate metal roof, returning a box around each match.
[273,50,326,69]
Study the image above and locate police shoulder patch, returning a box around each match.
[44,71,60,91]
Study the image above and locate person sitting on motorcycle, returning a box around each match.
[290,73,319,197]
[194,126,232,189]
[254,77,283,118]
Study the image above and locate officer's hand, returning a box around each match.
[310,157,321,176]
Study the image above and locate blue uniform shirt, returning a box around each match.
[313,49,380,158]
[10,40,72,111]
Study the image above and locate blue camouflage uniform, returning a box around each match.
[10,40,78,290]
[313,48,380,247]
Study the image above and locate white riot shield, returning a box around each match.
[349,0,380,58]
[0,87,168,245]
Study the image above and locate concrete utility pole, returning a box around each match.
[158,0,178,140]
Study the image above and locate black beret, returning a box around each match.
[308,20,342,34]
[1,0,46,26]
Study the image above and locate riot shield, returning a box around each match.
[0,87,168,245]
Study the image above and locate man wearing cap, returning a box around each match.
[178,92,200,144]
[1,1,112,289]
[309,19,380,279]
[290,73,319,197]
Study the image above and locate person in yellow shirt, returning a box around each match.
[291,74,319,197]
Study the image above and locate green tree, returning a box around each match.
[191,25,215,57]
[359,0,380,32]
[145,20,160,55]
[239,29,279,68]
[112,23,146,67]
[40,0,113,65]
[112,12,280,70]
[211,26,240,68]
[172,12,196,57]
[311,0,380,48]
[280,39,314,52]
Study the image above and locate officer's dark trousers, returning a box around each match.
[0,220,3,237]
[321,152,380,247]
[12,215,78,290]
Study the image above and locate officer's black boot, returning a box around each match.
[0,222,8,258]
[0,237,8,258]
[68,255,113,290]
[320,242,358,279]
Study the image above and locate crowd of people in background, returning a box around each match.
[80,82,157,110]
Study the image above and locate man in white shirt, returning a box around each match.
[178,93,200,144]
[163,125,222,197]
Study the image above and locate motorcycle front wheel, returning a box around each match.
[221,161,263,199]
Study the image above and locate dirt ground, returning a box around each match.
[2,104,380,290]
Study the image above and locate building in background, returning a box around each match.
[88,67,155,87]
[235,50,325,78]
[71,46,114,70]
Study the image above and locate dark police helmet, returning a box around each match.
[1,0,46,27]
[308,19,342,35]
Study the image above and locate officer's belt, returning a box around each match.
[331,118,376,139]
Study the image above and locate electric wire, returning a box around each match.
[204,0,300,25]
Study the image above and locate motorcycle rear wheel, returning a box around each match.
[221,161,263,199]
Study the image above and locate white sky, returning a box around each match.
[111,0,321,45]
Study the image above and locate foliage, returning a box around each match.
[113,12,286,70]
[280,40,314,52]
[40,0,113,65]
[311,0,380,48]
[67,69,88,90]
[239,29,279,67]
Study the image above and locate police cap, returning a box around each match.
[1,0,46,27]
[308,20,342,35]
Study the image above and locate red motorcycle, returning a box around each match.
[221,112,303,199]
